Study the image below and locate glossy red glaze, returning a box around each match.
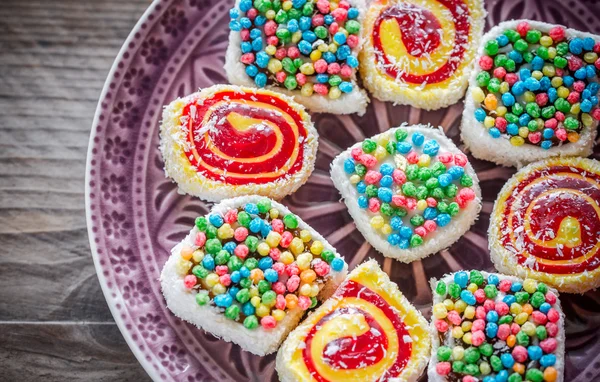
[302,280,412,381]
[372,0,470,84]
[500,166,600,274]
[182,91,306,185]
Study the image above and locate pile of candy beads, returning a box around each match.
[433,271,561,382]
[228,0,361,98]
[472,21,600,148]
[175,198,345,330]
[343,129,477,248]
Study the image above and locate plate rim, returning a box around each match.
[85,1,163,380]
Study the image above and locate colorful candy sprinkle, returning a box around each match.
[343,128,476,248]
[229,0,361,97]
[472,22,600,148]
[178,198,345,330]
[434,271,562,382]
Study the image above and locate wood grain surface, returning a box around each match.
[0,0,150,380]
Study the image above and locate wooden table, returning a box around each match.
[0,1,150,379]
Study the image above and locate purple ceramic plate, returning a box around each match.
[86,0,600,380]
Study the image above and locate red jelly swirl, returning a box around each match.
[183,90,307,185]
[372,0,470,84]
[500,166,600,274]
[302,280,412,381]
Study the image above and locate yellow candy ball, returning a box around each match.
[551,77,563,88]
[310,240,324,255]
[542,65,555,78]
[416,199,428,211]
[584,52,598,63]
[310,50,322,61]
[452,346,465,360]
[180,245,194,261]
[265,10,276,19]
[454,300,467,314]
[499,81,510,94]
[570,103,581,115]
[257,242,271,257]
[582,113,593,127]
[515,312,529,325]
[557,86,570,98]
[540,36,553,47]
[523,91,536,103]
[496,106,507,117]
[381,224,392,235]
[471,87,485,103]
[272,309,286,321]
[547,47,557,59]
[217,224,234,240]
[290,237,305,255]
[267,58,282,73]
[301,83,314,97]
[175,259,192,276]
[317,43,329,52]
[205,273,219,288]
[300,63,315,75]
[443,299,455,311]
[463,332,473,345]
[310,283,320,297]
[266,231,282,248]
[296,252,313,270]
[280,251,294,265]
[269,208,279,219]
[461,321,473,332]
[249,287,259,298]
[467,283,478,293]
[418,154,431,167]
[192,250,204,263]
[374,145,387,161]
[463,305,475,319]
[299,283,312,296]
[510,136,525,146]
[329,86,342,100]
[292,31,302,44]
[480,362,492,375]
[282,1,293,10]
[452,326,464,339]
[510,303,523,315]
[523,279,538,294]
[256,304,271,317]
[328,43,337,53]
[521,322,536,336]
[433,303,448,319]
[349,174,361,184]
[370,215,385,229]
[212,284,226,296]
[265,45,277,56]
[300,230,312,243]
[250,296,261,307]
[484,116,495,128]
[518,126,530,138]
[531,70,543,80]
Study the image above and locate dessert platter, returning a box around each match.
[86,0,600,381]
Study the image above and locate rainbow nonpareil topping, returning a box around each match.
[432,271,562,382]
[228,0,361,98]
[472,21,600,148]
[277,260,430,381]
[175,198,346,330]
[343,129,477,248]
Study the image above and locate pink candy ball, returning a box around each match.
[183,275,197,289]
[532,311,548,325]
[298,296,312,310]
[331,7,347,22]
[493,66,507,79]
[414,227,427,237]
[286,263,300,277]
[272,263,285,276]
[271,219,284,233]
[454,153,468,167]
[406,151,419,164]
[547,308,560,323]
[280,231,293,247]
[340,64,353,78]
[195,231,207,247]
[287,46,300,59]
[549,26,565,41]
[264,20,277,36]
[219,274,231,287]
[545,291,557,304]
[275,71,287,83]
[516,21,530,37]
[224,209,238,224]
[495,301,509,316]
[392,169,407,185]
[261,316,277,329]
[234,227,248,242]
[275,48,287,60]
[275,294,286,310]
[474,289,486,303]
[392,194,407,207]
[436,362,451,376]
[368,198,381,213]
[497,324,511,340]
[365,170,382,184]
[447,311,462,326]
[234,244,249,259]
[546,322,559,337]
[472,319,486,332]
[312,14,324,27]
[313,83,328,95]
[555,128,568,141]
[267,36,279,46]
[536,93,549,106]
[512,345,528,363]
[424,220,437,232]
[240,53,255,65]
[316,0,330,14]
[471,330,485,346]
[359,154,378,168]
[528,132,542,144]
[286,275,300,292]
[215,265,228,276]
[479,56,493,70]
[435,319,449,332]
[545,118,558,129]
[313,260,331,277]
[499,279,512,292]
[505,73,518,86]
[351,147,363,160]
[347,34,359,48]
[540,338,558,353]
[269,248,281,261]
[327,63,341,75]
[438,152,453,164]
[314,59,328,74]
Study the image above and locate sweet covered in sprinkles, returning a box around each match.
[490,157,600,294]
[276,260,430,382]
[462,20,600,167]
[359,0,486,109]
[225,0,369,114]
[160,196,347,356]
[159,85,318,202]
[330,125,481,263]
[428,271,564,382]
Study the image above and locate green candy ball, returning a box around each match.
[395,129,408,141]
[237,211,251,227]
[243,315,259,329]
[362,139,377,153]
[245,236,259,252]
[257,199,271,214]
[437,346,452,361]
[195,291,210,306]
[436,281,447,296]
[195,216,208,231]
[205,238,222,254]
[283,214,298,229]
[236,288,250,303]
[192,265,209,279]
[225,305,240,320]
[464,347,480,364]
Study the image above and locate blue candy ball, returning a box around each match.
[574,67,587,80]
[525,77,540,91]
[249,217,263,233]
[229,9,239,19]
[540,302,552,314]
[531,56,544,71]
[356,181,367,193]
[454,271,469,288]
[541,140,553,150]
[214,294,233,308]
[507,123,519,135]
[377,187,393,203]
[380,175,393,188]
[264,268,278,283]
[423,140,440,156]
[254,15,266,26]
[460,290,476,305]
[543,128,555,139]
[390,216,403,231]
[448,166,464,180]
[399,226,413,238]
[519,68,531,80]
[346,55,359,68]
[230,271,241,283]
[229,20,241,31]
[540,354,556,367]
[223,241,237,254]
[398,239,410,249]
[486,310,499,323]
[563,75,575,87]
[299,16,311,31]
[240,17,252,29]
[528,345,543,361]
[397,141,412,154]
[486,322,498,338]
[239,0,252,11]
[258,257,273,270]
[347,8,359,19]
[569,37,584,54]
[339,81,353,93]
[502,92,515,106]
[240,266,250,278]
[503,295,516,305]
[302,30,316,43]
[474,108,487,122]
[245,203,259,215]
[583,37,596,50]
[242,302,255,316]
[387,234,400,245]
[509,50,523,64]
[497,34,509,47]
[423,207,438,220]
[438,173,453,187]
[331,257,345,272]
[229,286,240,297]
[298,40,312,55]
[511,282,522,292]
[489,127,501,138]
[323,51,336,63]
[501,353,515,368]
[202,255,215,270]
[245,64,259,78]
[316,74,329,83]
[209,214,224,227]
[357,195,368,209]
[411,132,425,146]
[241,41,252,53]
[512,81,526,95]
[333,32,347,45]
[487,274,499,285]
[344,158,355,174]
[436,213,451,227]
[380,163,394,175]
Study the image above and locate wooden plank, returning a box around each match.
[0,323,148,381]
[0,0,150,379]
